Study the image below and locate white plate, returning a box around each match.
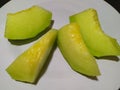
[0,0,120,90]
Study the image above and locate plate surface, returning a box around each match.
[0,0,120,90]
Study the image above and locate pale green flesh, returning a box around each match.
[5,5,52,40]
[58,23,100,76]
[6,29,57,83]
[70,8,120,57]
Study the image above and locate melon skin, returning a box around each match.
[70,8,120,57]
[6,29,58,83]
[5,5,52,40]
[58,23,100,76]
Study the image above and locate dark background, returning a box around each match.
[104,0,120,13]
[0,0,10,7]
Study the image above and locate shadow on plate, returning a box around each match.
[95,55,120,62]
[77,72,99,81]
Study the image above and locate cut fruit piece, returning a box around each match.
[6,29,57,83]
[70,8,120,57]
[58,23,100,76]
[5,5,52,40]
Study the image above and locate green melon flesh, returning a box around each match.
[58,23,100,76]
[6,29,57,83]
[5,5,52,40]
[70,8,120,57]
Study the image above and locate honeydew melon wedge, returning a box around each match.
[70,8,120,57]
[5,5,52,40]
[6,29,57,83]
[58,23,100,76]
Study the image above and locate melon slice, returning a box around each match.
[5,5,52,40]
[58,23,100,76]
[6,29,57,83]
[70,8,120,57]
